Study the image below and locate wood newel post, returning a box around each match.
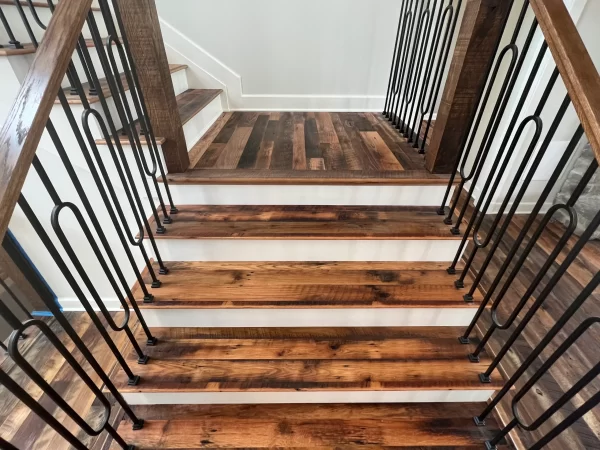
[115,0,189,173]
[425,0,514,174]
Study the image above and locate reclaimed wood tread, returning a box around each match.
[113,326,504,393]
[162,168,457,185]
[148,205,465,240]
[134,261,481,309]
[95,87,220,146]
[114,403,503,449]
[59,63,186,105]
[1,37,113,57]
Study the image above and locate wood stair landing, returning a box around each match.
[148,205,463,240]
[134,261,481,309]
[95,87,221,146]
[111,326,504,396]
[114,403,504,449]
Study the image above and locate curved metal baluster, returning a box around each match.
[383,1,406,116]
[7,320,133,449]
[106,0,179,214]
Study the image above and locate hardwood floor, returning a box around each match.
[114,403,503,449]
[0,312,128,450]
[192,112,428,172]
[462,202,600,449]
[132,261,481,309]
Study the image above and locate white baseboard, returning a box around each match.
[123,390,494,405]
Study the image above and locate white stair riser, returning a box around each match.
[171,68,188,96]
[140,308,476,328]
[0,7,108,44]
[123,390,495,405]
[149,239,463,262]
[183,95,223,151]
[170,185,453,207]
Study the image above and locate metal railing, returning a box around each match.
[437,0,600,448]
[0,0,179,447]
[383,0,463,153]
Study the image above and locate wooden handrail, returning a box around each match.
[531,0,600,163]
[0,0,92,241]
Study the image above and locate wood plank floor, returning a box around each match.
[0,312,129,450]
[148,205,464,240]
[191,112,428,172]
[133,261,481,309]
[114,403,503,449]
[112,326,504,393]
[460,198,600,449]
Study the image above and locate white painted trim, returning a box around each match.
[140,307,476,328]
[170,185,453,207]
[183,95,223,150]
[150,239,462,262]
[159,18,385,111]
[123,390,495,405]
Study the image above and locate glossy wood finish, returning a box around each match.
[95,88,215,147]
[0,0,92,242]
[115,0,189,173]
[147,205,465,240]
[133,261,480,309]
[469,211,600,450]
[531,0,600,165]
[113,326,504,393]
[115,403,502,449]
[193,112,428,171]
[0,312,128,449]
[426,0,513,174]
[59,63,185,105]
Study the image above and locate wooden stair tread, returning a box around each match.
[113,326,504,392]
[148,205,464,240]
[59,63,185,105]
[178,88,223,125]
[162,168,457,185]
[1,37,112,57]
[114,403,502,449]
[95,87,222,147]
[134,261,480,308]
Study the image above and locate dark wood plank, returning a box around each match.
[236,114,269,169]
[340,113,380,170]
[426,0,513,173]
[331,112,362,170]
[0,0,93,241]
[188,113,232,167]
[269,112,294,169]
[212,127,253,169]
[116,0,189,173]
[304,116,322,160]
[145,205,465,240]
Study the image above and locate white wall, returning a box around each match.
[156,0,402,111]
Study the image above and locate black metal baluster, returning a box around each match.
[17,195,143,383]
[459,125,585,343]
[80,13,169,275]
[2,233,144,430]
[442,2,533,226]
[0,437,19,450]
[419,0,463,153]
[457,89,568,296]
[383,1,406,116]
[106,0,179,215]
[85,13,169,239]
[447,27,546,243]
[0,6,23,48]
[6,320,135,449]
[389,0,415,126]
